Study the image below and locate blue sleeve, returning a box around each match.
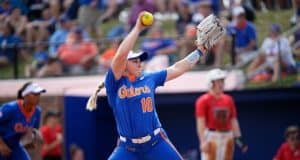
[226,26,236,35]
[0,103,13,123]
[104,68,119,93]
[248,24,257,41]
[105,68,120,107]
[147,70,167,88]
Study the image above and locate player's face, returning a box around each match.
[287,131,299,144]
[47,116,59,128]
[25,93,41,106]
[126,58,143,76]
[212,79,225,93]
[270,31,279,39]
[235,15,245,26]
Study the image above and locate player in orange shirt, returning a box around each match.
[57,28,98,74]
[195,68,247,160]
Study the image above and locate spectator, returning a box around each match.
[291,0,300,25]
[175,1,192,35]
[0,23,23,66]
[48,15,73,57]
[177,23,197,59]
[215,6,257,67]
[48,0,63,19]
[40,111,63,160]
[191,1,218,66]
[140,22,177,71]
[34,57,63,78]
[98,38,121,72]
[25,43,49,77]
[8,0,28,15]
[192,0,213,24]
[247,24,297,82]
[106,10,130,40]
[195,68,247,160]
[5,7,28,37]
[273,125,300,160]
[223,0,256,22]
[26,7,56,43]
[26,0,48,21]
[0,0,12,20]
[56,27,98,75]
[230,6,257,63]
[70,144,84,160]
[77,0,124,38]
[64,0,80,20]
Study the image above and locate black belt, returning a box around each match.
[208,128,231,132]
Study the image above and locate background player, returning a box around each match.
[104,11,224,160]
[40,111,63,160]
[0,82,45,160]
[273,125,300,160]
[195,68,248,160]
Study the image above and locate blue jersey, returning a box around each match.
[105,69,167,138]
[0,100,41,147]
[227,21,257,49]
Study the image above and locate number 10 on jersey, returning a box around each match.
[141,97,153,113]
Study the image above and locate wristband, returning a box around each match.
[185,49,203,64]
[235,137,245,148]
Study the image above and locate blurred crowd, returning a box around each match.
[0,0,299,84]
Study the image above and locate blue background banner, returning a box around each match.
[64,87,300,160]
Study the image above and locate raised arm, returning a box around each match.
[166,14,225,82]
[111,12,148,80]
[166,45,207,82]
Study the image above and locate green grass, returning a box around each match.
[0,62,26,79]
[246,74,298,89]
[247,10,298,88]
[254,10,293,45]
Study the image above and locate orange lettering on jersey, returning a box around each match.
[141,97,153,113]
[129,87,135,97]
[14,123,29,133]
[118,85,151,99]
[135,88,141,95]
[118,85,128,99]
[144,86,150,93]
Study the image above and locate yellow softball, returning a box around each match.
[141,11,154,26]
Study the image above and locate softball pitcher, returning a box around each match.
[86,12,225,160]
[195,68,248,160]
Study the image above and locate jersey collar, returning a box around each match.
[127,74,137,82]
[17,99,36,123]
